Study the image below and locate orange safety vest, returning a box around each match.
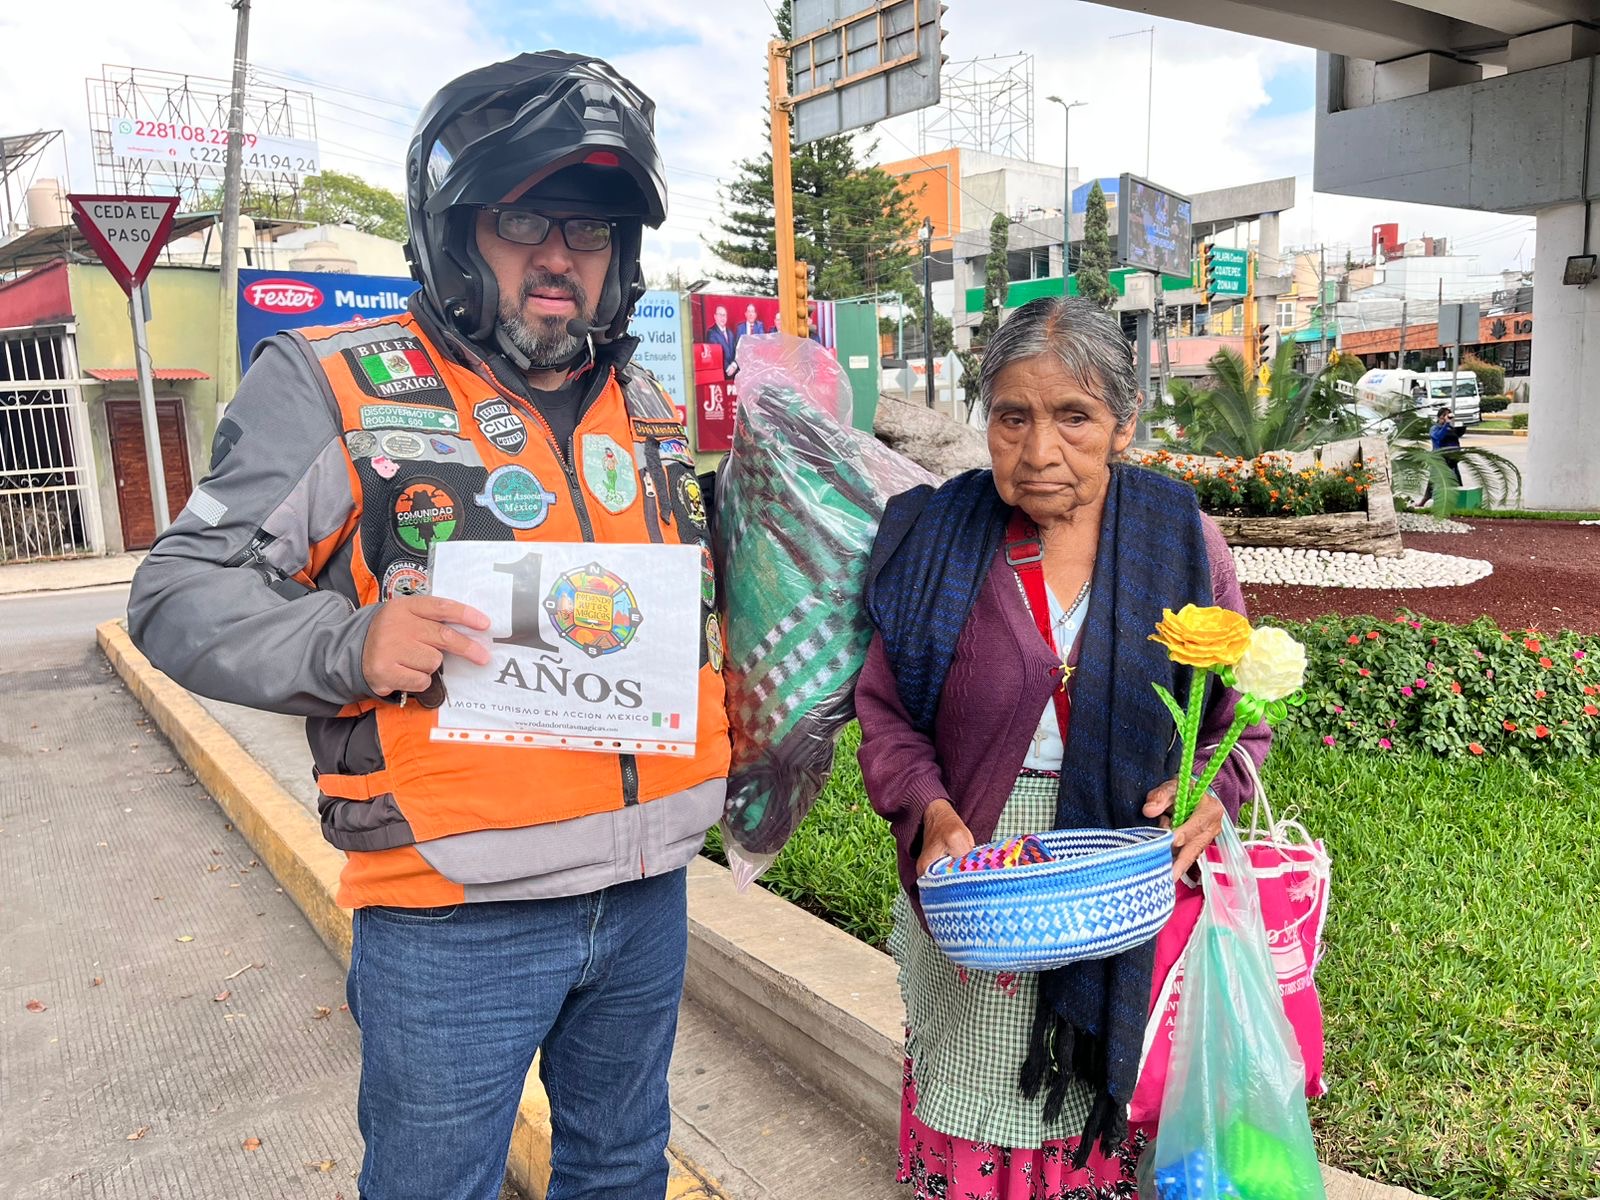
[290,312,728,909]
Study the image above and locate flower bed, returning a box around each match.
[1130,439,1404,558]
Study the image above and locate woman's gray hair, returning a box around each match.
[978,296,1141,427]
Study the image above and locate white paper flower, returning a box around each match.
[1233,626,1307,701]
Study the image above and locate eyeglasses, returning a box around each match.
[484,208,613,252]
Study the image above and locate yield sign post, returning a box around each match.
[69,194,181,536]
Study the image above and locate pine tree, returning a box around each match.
[1078,181,1115,310]
[707,1,923,306]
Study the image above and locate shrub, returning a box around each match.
[1266,612,1600,761]
[1511,413,1528,430]
[1460,354,1505,398]
[1140,451,1375,518]
[1479,396,1510,415]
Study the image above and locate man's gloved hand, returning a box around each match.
[361,595,492,698]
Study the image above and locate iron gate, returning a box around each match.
[0,327,104,562]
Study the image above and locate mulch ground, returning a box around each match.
[1243,520,1600,634]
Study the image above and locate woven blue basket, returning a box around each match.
[917,827,1176,972]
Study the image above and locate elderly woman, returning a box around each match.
[857,296,1270,1198]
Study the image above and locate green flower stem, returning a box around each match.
[1173,667,1210,826]
[1188,710,1249,813]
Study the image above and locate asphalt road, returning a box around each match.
[2,585,132,673]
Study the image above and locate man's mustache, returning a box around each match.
[519,270,588,311]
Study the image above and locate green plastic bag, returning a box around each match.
[1141,816,1326,1200]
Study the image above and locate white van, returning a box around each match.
[1349,368,1481,426]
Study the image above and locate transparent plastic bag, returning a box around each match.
[1139,816,1327,1200]
[712,334,934,888]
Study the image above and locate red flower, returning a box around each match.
[1525,638,1542,652]
[1585,686,1598,696]
[1358,668,1371,678]
[1347,635,1360,645]
[1367,631,1381,640]
[1539,656,1554,669]
[1585,704,1599,717]
[1503,720,1518,732]
[1450,680,1462,694]
[1535,690,1547,700]
[1469,742,1485,756]
[1534,724,1550,739]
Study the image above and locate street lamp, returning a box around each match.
[919,216,936,409]
[1045,96,1086,287]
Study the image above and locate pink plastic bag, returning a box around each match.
[1130,752,1331,1124]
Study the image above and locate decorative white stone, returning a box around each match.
[1231,545,1493,589]
[1395,512,1474,535]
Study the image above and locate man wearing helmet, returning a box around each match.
[129,52,728,1200]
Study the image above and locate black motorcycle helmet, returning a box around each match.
[404,52,667,350]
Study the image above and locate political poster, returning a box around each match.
[429,540,702,755]
[626,289,690,425]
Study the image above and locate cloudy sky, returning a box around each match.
[2,0,1537,282]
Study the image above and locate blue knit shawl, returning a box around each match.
[866,463,1213,1158]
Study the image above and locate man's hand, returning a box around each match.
[361,595,492,697]
[1142,779,1226,880]
[916,798,976,876]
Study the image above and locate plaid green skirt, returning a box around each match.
[888,773,1094,1149]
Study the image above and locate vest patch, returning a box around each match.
[380,430,427,460]
[393,477,461,554]
[474,465,557,530]
[371,454,400,479]
[630,417,687,443]
[346,337,451,402]
[700,543,715,609]
[359,404,459,434]
[473,398,529,455]
[381,561,430,601]
[344,430,378,459]
[705,612,724,673]
[579,433,638,513]
[675,474,707,531]
[657,435,695,467]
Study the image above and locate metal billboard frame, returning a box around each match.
[788,0,946,145]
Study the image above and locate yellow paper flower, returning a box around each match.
[1148,605,1253,669]
[1232,626,1308,701]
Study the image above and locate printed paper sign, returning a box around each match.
[429,540,701,754]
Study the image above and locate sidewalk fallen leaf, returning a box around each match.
[313,1006,332,1020]
[127,1126,149,1141]
[175,935,194,943]
[242,1137,262,1151]
[25,999,46,1013]
[305,1159,336,1173]
[213,990,231,1003]
[91,977,103,987]
[206,864,221,873]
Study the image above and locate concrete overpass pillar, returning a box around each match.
[1525,203,1600,511]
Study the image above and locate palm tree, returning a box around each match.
[1358,398,1523,513]
[1153,345,1345,457]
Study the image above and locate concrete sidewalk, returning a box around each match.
[0,552,143,597]
[0,641,365,1198]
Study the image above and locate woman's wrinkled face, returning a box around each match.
[987,353,1135,524]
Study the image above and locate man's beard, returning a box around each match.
[496,269,596,368]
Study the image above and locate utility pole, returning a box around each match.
[1318,244,1328,369]
[216,0,251,406]
[1111,28,1155,177]
[1397,298,1408,369]
[1045,96,1085,285]
[920,217,936,409]
[768,40,800,338]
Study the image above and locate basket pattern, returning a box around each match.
[917,827,1176,972]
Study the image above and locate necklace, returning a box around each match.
[1052,579,1092,631]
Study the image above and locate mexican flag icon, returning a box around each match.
[360,348,434,385]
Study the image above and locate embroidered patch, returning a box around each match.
[700,543,715,609]
[474,465,558,530]
[381,561,430,601]
[705,613,724,672]
[579,433,638,513]
[380,430,426,460]
[392,477,460,554]
[370,454,400,479]
[631,416,687,443]
[430,437,457,455]
[344,430,378,459]
[675,474,707,530]
[347,337,449,401]
[473,398,528,455]
[359,404,459,434]
[657,435,695,467]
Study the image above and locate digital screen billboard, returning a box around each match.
[1117,173,1193,279]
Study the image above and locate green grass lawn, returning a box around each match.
[710,724,1600,1200]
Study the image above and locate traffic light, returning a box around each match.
[1256,324,1272,364]
[1196,244,1212,295]
[791,260,811,338]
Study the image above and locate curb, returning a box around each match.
[97,620,720,1200]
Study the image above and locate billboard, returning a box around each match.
[689,292,837,452]
[626,289,689,425]
[1117,173,1193,279]
[237,268,418,367]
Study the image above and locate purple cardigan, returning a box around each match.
[856,515,1271,920]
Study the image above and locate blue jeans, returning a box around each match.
[346,868,688,1200]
